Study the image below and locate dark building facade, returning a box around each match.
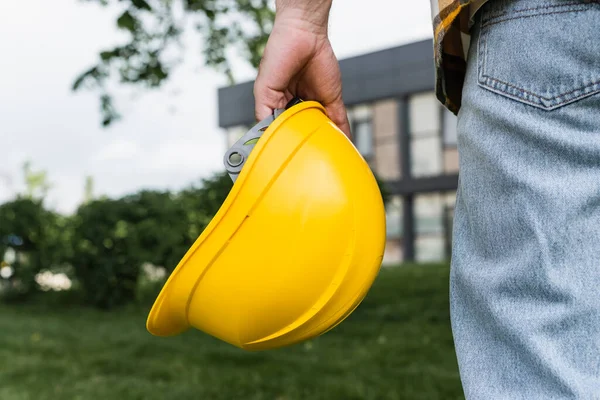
[216,38,459,265]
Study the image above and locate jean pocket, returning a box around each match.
[477,0,600,110]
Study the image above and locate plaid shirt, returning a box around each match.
[431,0,488,114]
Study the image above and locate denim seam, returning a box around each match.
[481,77,600,103]
[482,7,597,28]
[480,78,600,110]
[481,1,600,26]
[479,15,489,103]
[477,4,600,110]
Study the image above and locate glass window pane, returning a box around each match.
[414,194,447,261]
[385,196,403,239]
[415,194,443,235]
[354,120,373,158]
[443,108,458,146]
[352,104,372,120]
[416,235,445,262]
[411,136,442,177]
[409,92,440,136]
[444,191,457,208]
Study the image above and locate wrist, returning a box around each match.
[275,0,332,35]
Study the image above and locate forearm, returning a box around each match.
[275,0,333,34]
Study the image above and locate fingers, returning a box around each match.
[324,97,351,139]
[254,37,307,121]
[253,85,283,122]
[254,64,285,121]
[336,115,352,139]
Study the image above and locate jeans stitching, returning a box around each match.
[481,0,600,24]
[479,15,487,93]
[482,7,597,28]
[481,76,600,105]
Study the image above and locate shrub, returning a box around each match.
[70,190,194,309]
[0,197,69,302]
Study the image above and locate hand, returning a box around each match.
[253,9,351,137]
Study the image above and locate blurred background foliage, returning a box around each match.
[74,0,275,126]
[0,162,233,308]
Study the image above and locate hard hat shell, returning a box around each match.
[146,101,386,351]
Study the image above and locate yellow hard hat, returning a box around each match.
[146,99,386,351]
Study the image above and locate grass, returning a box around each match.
[0,263,464,400]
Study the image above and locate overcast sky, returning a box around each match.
[0,0,432,214]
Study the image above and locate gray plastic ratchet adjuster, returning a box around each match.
[223,98,303,182]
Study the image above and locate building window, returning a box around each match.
[372,99,401,180]
[409,92,442,178]
[443,108,458,147]
[383,195,404,265]
[442,108,459,174]
[354,120,373,159]
[385,195,403,239]
[412,191,457,263]
[414,193,445,262]
[348,104,374,161]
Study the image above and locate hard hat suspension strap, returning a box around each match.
[223,98,303,182]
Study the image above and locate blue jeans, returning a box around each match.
[451,0,600,398]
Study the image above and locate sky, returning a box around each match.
[0,0,433,214]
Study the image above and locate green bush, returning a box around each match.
[70,191,193,309]
[136,263,168,305]
[70,198,142,309]
[0,197,70,302]
[0,171,235,309]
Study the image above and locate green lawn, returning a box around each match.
[0,263,464,400]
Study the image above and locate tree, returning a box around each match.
[83,176,95,204]
[70,197,143,309]
[73,0,275,126]
[120,190,191,271]
[69,171,233,309]
[22,161,52,201]
[70,189,195,308]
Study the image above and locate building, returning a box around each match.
[216,38,458,265]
